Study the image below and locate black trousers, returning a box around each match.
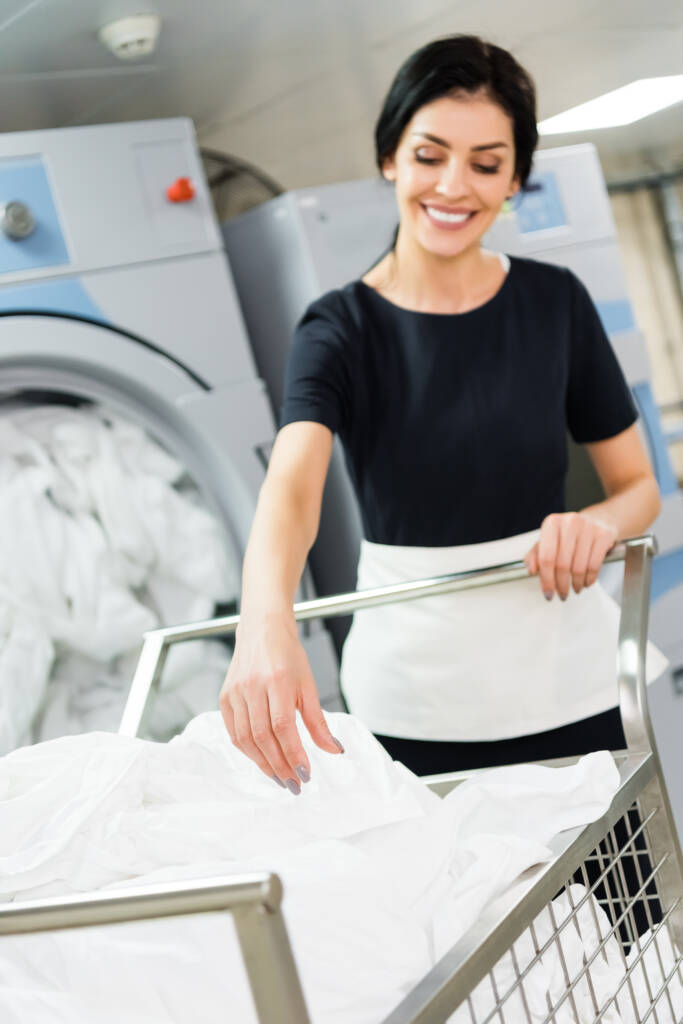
[373,705,627,774]
[375,707,662,946]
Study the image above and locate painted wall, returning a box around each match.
[610,183,683,478]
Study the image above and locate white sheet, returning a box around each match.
[0,711,628,1023]
[0,404,236,752]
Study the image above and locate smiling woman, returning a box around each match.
[219,35,664,794]
[369,36,535,309]
[372,92,518,309]
[388,95,514,230]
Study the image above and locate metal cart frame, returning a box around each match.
[1,535,681,1022]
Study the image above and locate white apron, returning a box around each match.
[339,531,668,741]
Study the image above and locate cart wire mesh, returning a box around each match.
[461,794,682,1024]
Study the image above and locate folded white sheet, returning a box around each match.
[0,712,625,1023]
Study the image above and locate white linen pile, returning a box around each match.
[0,403,236,753]
[0,710,647,1023]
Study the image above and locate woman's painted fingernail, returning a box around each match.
[560,593,568,602]
[296,765,310,784]
[333,737,345,753]
[271,776,286,789]
[544,591,553,601]
[285,778,301,795]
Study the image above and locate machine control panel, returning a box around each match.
[516,171,568,236]
[0,120,221,285]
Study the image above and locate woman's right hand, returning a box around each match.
[219,615,344,794]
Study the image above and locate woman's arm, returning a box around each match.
[525,423,661,599]
[219,421,343,791]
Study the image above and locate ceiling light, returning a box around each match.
[539,76,683,134]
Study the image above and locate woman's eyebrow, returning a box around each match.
[411,133,508,152]
[412,131,450,146]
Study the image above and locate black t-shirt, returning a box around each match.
[280,256,638,547]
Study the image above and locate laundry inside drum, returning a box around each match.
[0,392,239,753]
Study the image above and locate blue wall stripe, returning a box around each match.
[632,382,679,496]
[652,548,683,601]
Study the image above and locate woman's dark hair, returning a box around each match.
[375,35,538,188]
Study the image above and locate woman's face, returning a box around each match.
[382,91,520,259]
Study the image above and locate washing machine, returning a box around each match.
[0,117,340,752]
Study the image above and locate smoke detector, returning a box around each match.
[98,14,161,61]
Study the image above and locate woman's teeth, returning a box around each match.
[425,207,474,224]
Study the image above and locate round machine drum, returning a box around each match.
[0,313,258,752]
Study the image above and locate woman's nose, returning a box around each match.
[435,159,468,198]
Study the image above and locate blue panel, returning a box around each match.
[632,382,679,496]
[0,277,107,323]
[516,172,567,234]
[0,158,69,274]
[595,300,636,335]
[652,548,683,601]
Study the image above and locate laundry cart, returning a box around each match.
[1,536,681,1023]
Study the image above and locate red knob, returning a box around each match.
[166,177,195,202]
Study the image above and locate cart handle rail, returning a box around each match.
[0,872,309,1024]
[120,535,655,754]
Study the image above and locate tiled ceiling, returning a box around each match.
[1,0,681,187]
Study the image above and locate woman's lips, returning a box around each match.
[421,205,478,230]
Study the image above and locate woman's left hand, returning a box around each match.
[524,512,618,600]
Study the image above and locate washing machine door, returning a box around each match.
[0,311,276,536]
[0,312,275,750]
